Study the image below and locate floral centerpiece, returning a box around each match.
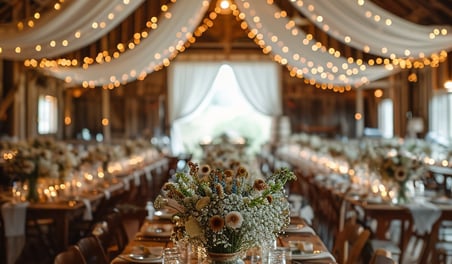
[1,139,59,202]
[379,148,426,204]
[154,161,296,263]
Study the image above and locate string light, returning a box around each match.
[24,0,220,89]
[291,0,449,68]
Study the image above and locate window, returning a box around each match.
[173,64,272,158]
[378,98,393,138]
[429,91,452,146]
[38,95,58,134]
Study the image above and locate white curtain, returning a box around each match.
[0,0,144,59]
[429,92,452,145]
[169,61,281,154]
[168,62,221,154]
[230,62,282,116]
[291,0,452,58]
[235,0,396,87]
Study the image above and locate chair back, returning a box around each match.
[370,248,396,264]
[333,216,371,264]
[76,235,109,264]
[103,209,129,258]
[54,245,86,264]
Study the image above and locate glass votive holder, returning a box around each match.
[163,247,180,264]
[268,247,287,264]
[11,181,25,203]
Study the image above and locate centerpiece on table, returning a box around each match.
[1,139,60,202]
[379,147,426,204]
[154,161,296,264]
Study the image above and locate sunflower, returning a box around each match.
[209,215,225,232]
[394,166,408,182]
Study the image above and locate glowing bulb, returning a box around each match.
[220,0,230,9]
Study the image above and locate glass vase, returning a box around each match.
[393,182,411,205]
[26,177,39,203]
[207,252,244,264]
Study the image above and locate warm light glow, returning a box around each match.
[354,113,362,120]
[220,0,230,9]
[374,89,383,98]
[102,118,109,126]
[64,116,71,125]
[445,80,452,92]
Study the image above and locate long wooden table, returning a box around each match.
[111,217,337,264]
[23,157,169,253]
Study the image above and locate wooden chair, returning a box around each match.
[102,209,129,259]
[332,216,371,264]
[54,245,86,264]
[370,248,396,264]
[76,235,109,264]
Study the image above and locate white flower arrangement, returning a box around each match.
[380,148,426,184]
[154,162,296,254]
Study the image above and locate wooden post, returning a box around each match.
[102,88,111,143]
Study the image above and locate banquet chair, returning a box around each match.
[103,209,129,259]
[54,245,86,264]
[76,235,109,264]
[370,248,396,264]
[332,216,371,264]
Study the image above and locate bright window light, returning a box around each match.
[174,64,272,158]
[38,95,58,134]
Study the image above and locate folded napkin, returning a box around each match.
[405,201,442,235]
[133,171,141,186]
[1,202,29,237]
[81,198,93,221]
[286,225,315,234]
[144,167,153,182]
[291,251,336,261]
[122,178,130,191]
[300,205,314,225]
[1,202,29,264]
[104,182,125,200]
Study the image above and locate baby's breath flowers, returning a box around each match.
[154,161,296,254]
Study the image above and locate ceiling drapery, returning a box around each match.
[45,0,211,87]
[235,0,396,87]
[0,0,450,87]
[0,0,144,60]
[291,0,452,59]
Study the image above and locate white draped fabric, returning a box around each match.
[0,0,144,60]
[45,0,211,86]
[230,62,282,116]
[168,62,220,123]
[291,0,452,58]
[0,0,448,87]
[235,0,396,87]
[169,61,280,154]
[168,62,220,154]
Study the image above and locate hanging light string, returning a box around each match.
[39,0,211,88]
[0,0,144,60]
[234,0,397,91]
[289,0,450,69]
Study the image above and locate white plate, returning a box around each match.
[432,197,452,204]
[119,247,163,263]
[290,250,332,260]
[284,224,304,232]
[140,223,173,237]
[119,254,162,263]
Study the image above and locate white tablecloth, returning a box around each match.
[1,201,29,264]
